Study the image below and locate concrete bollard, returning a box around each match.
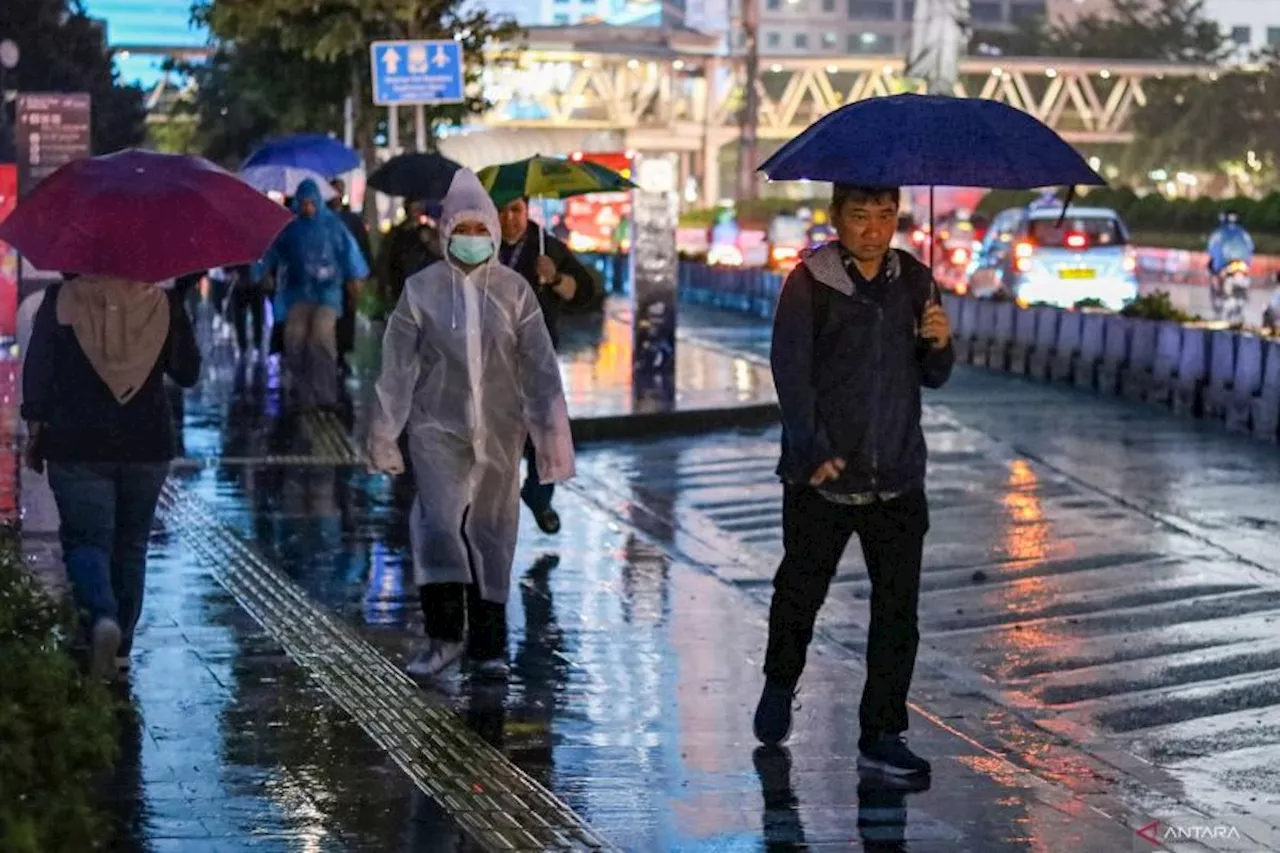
[1172,326,1210,416]
[1028,306,1061,381]
[1147,321,1185,407]
[1098,314,1132,397]
[1225,334,1264,432]
[1008,304,1040,376]
[1121,319,1158,401]
[1073,312,1108,391]
[1251,340,1280,442]
[1050,310,1083,383]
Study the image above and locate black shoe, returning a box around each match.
[753,680,797,746]
[533,508,561,535]
[857,734,931,778]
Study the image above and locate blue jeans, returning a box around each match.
[47,461,169,656]
[520,437,554,515]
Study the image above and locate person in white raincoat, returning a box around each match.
[368,168,575,678]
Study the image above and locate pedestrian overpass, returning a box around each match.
[125,25,1215,202]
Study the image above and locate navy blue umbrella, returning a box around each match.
[242,133,361,178]
[758,94,1105,189]
[367,152,462,202]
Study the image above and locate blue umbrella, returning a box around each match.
[758,94,1105,189]
[242,133,361,178]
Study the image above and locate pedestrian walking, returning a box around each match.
[367,168,574,679]
[329,178,373,374]
[22,274,202,680]
[752,184,954,779]
[224,263,267,354]
[257,179,368,412]
[496,196,595,534]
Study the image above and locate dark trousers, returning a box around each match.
[763,484,928,740]
[520,437,555,514]
[230,285,266,351]
[419,582,507,661]
[47,461,170,657]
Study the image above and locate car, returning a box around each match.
[966,206,1138,311]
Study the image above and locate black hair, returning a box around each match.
[831,184,901,212]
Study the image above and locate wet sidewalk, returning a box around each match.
[19,301,1277,851]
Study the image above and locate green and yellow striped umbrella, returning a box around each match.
[477,155,636,207]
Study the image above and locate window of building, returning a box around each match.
[822,31,838,48]
[553,12,570,23]
[848,31,893,52]
[795,33,809,48]
[1010,2,1044,23]
[902,0,914,19]
[1268,26,1280,46]
[823,0,836,11]
[848,0,895,21]
[767,31,782,48]
[970,2,1002,24]
[1231,25,1251,45]
[767,0,782,9]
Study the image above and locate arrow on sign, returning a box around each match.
[382,47,401,75]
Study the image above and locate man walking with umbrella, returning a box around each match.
[496,196,595,535]
[752,184,953,779]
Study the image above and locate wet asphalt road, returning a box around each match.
[68,299,1280,851]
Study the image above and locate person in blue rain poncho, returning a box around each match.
[367,168,575,679]
[256,179,369,410]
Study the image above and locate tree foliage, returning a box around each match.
[968,0,1280,182]
[0,0,147,160]
[168,37,348,168]
[970,0,1227,62]
[190,0,521,166]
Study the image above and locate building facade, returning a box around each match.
[757,0,1046,57]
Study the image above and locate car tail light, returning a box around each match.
[1014,240,1035,258]
[955,281,969,295]
[1123,250,1137,273]
[1066,232,1087,249]
[911,228,926,245]
[950,246,969,265]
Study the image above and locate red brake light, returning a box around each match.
[1014,240,1035,259]
[1066,233,1087,249]
[911,229,925,245]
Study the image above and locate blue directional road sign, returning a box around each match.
[370,40,465,106]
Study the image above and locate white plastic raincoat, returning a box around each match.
[368,169,574,604]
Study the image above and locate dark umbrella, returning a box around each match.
[367,152,462,201]
[0,149,294,283]
[758,94,1105,189]
[242,133,361,178]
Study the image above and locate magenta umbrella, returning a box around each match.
[0,149,295,283]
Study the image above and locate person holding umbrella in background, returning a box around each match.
[4,150,292,681]
[478,156,628,535]
[494,195,595,535]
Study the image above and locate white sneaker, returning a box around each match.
[470,658,510,679]
[405,640,464,678]
[90,618,122,682]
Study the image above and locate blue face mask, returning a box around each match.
[449,234,494,265]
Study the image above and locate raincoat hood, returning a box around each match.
[440,168,501,256]
[294,179,326,216]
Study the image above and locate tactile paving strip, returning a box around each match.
[158,481,615,852]
[173,410,370,469]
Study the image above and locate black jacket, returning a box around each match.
[498,222,595,349]
[771,245,954,494]
[22,284,202,463]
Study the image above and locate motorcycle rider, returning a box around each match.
[1208,210,1254,277]
[1207,210,1254,321]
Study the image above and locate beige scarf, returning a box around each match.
[56,276,170,404]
